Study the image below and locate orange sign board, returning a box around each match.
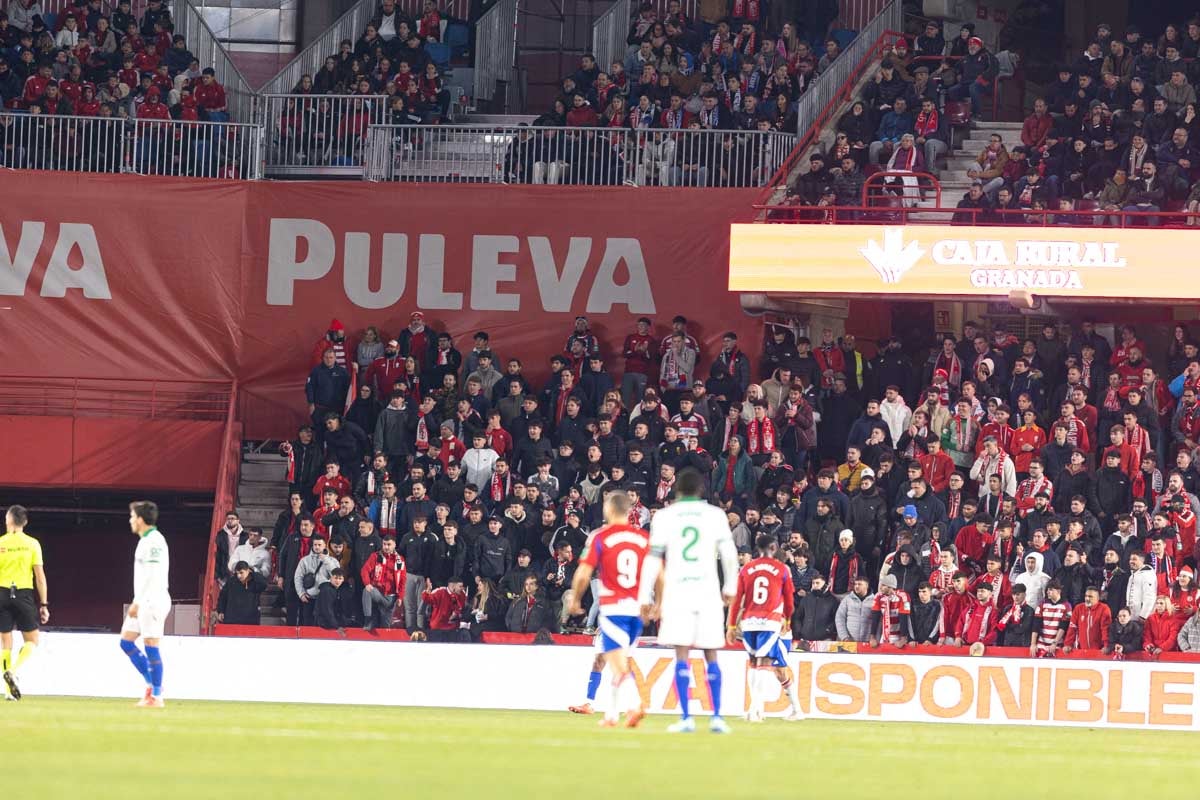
[729,223,1200,299]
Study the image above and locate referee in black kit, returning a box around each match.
[0,505,50,700]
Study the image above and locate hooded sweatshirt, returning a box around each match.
[1013,551,1049,607]
[230,536,272,581]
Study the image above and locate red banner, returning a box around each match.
[1,173,759,438]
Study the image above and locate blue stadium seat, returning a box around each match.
[424,41,450,70]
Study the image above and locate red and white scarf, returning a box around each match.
[378,496,399,534]
[747,418,776,455]
[731,0,760,20]
[1079,358,1093,389]
[1102,386,1122,412]
[935,352,963,387]
[1057,416,1083,447]
[915,108,939,137]
[490,471,512,503]
[416,412,430,450]
[657,478,675,503]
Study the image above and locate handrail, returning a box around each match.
[862,169,941,207]
[751,203,1200,228]
[591,0,631,76]
[758,0,902,203]
[200,379,240,635]
[258,0,375,95]
[472,0,518,109]
[172,0,257,121]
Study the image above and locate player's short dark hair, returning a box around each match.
[675,467,704,497]
[754,533,775,553]
[129,500,158,526]
[5,505,28,527]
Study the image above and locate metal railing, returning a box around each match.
[472,0,517,110]
[258,0,375,95]
[0,111,263,178]
[172,0,256,122]
[591,0,630,75]
[363,123,794,186]
[754,202,1200,229]
[0,376,234,419]
[261,93,388,173]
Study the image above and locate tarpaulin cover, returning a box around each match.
[1,172,761,438]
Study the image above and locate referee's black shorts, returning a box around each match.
[0,589,38,633]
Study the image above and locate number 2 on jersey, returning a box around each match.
[680,526,699,561]
[615,549,639,588]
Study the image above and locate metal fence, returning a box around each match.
[0,112,263,178]
[591,0,630,77]
[794,0,900,137]
[172,0,257,122]
[363,123,794,186]
[261,93,388,174]
[258,0,375,95]
[472,0,518,110]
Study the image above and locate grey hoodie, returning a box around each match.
[294,552,339,599]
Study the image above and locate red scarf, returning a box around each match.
[722,419,741,453]
[890,145,917,170]
[416,412,430,450]
[946,490,962,520]
[829,551,860,586]
[747,418,776,455]
[1126,423,1149,461]
[724,457,737,494]
[556,391,571,424]
[1102,386,1122,411]
[286,447,296,482]
[657,478,675,503]
[1058,415,1083,447]
[915,108,939,137]
[731,0,760,20]
[953,415,976,451]
[1080,358,1093,389]
[490,471,512,503]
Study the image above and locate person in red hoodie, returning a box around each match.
[312,461,352,503]
[969,553,1012,611]
[76,82,100,116]
[566,92,599,126]
[133,41,160,73]
[954,514,994,576]
[938,572,973,646]
[1143,595,1179,656]
[917,437,955,494]
[360,536,406,632]
[137,85,170,119]
[192,66,226,118]
[310,319,352,369]
[422,576,467,641]
[959,583,999,646]
[1062,586,1111,653]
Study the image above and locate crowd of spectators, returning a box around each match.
[204,309,1200,658]
[780,18,1200,223]
[0,0,229,120]
[495,0,850,186]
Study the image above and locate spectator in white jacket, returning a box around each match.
[879,386,912,444]
[461,432,499,488]
[1125,551,1158,620]
[835,576,876,642]
[230,528,273,581]
[1013,551,1049,608]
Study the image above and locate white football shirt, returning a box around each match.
[641,498,738,610]
[133,528,171,607]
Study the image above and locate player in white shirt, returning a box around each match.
[639,468,739,734]
[120,501,171,708]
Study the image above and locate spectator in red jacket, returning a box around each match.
[360,536,406,632]
[365,339,405,398]
[422,576,467,641]
[621,317,657,408]
[312,461,352,502]
[193,67,227,118]
[1143,595,1180,655]
[938,572,973,645]
[1062,586,1112,653]
[959,583,999,646]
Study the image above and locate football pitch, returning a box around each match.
[4,697,1187,798]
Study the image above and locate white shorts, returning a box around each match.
[121,602,170,640]
[656,602,726,650]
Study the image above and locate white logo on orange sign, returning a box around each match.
[859,227,925,284]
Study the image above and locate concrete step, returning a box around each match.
[243,452,287,464]
[964,131,1022,143]
[241,460,288,482]
[977,121,1023,130]
[236,506,281,528]
[260,617,287,626]
[239,485,288,505]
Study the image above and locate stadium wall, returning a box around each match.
[1,173,761,440]
[20,632,1200,731]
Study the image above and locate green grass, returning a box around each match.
[3,697,1191,799]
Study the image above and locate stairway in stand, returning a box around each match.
[913,120,1024,220]
[237,448,289,626]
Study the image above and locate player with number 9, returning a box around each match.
[568,491,650,728]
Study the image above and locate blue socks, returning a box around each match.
[120,639,151,684]
[586,670,602,702]
[674,660,692,720]
[145,645,164,697]
[706,661,723,719]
